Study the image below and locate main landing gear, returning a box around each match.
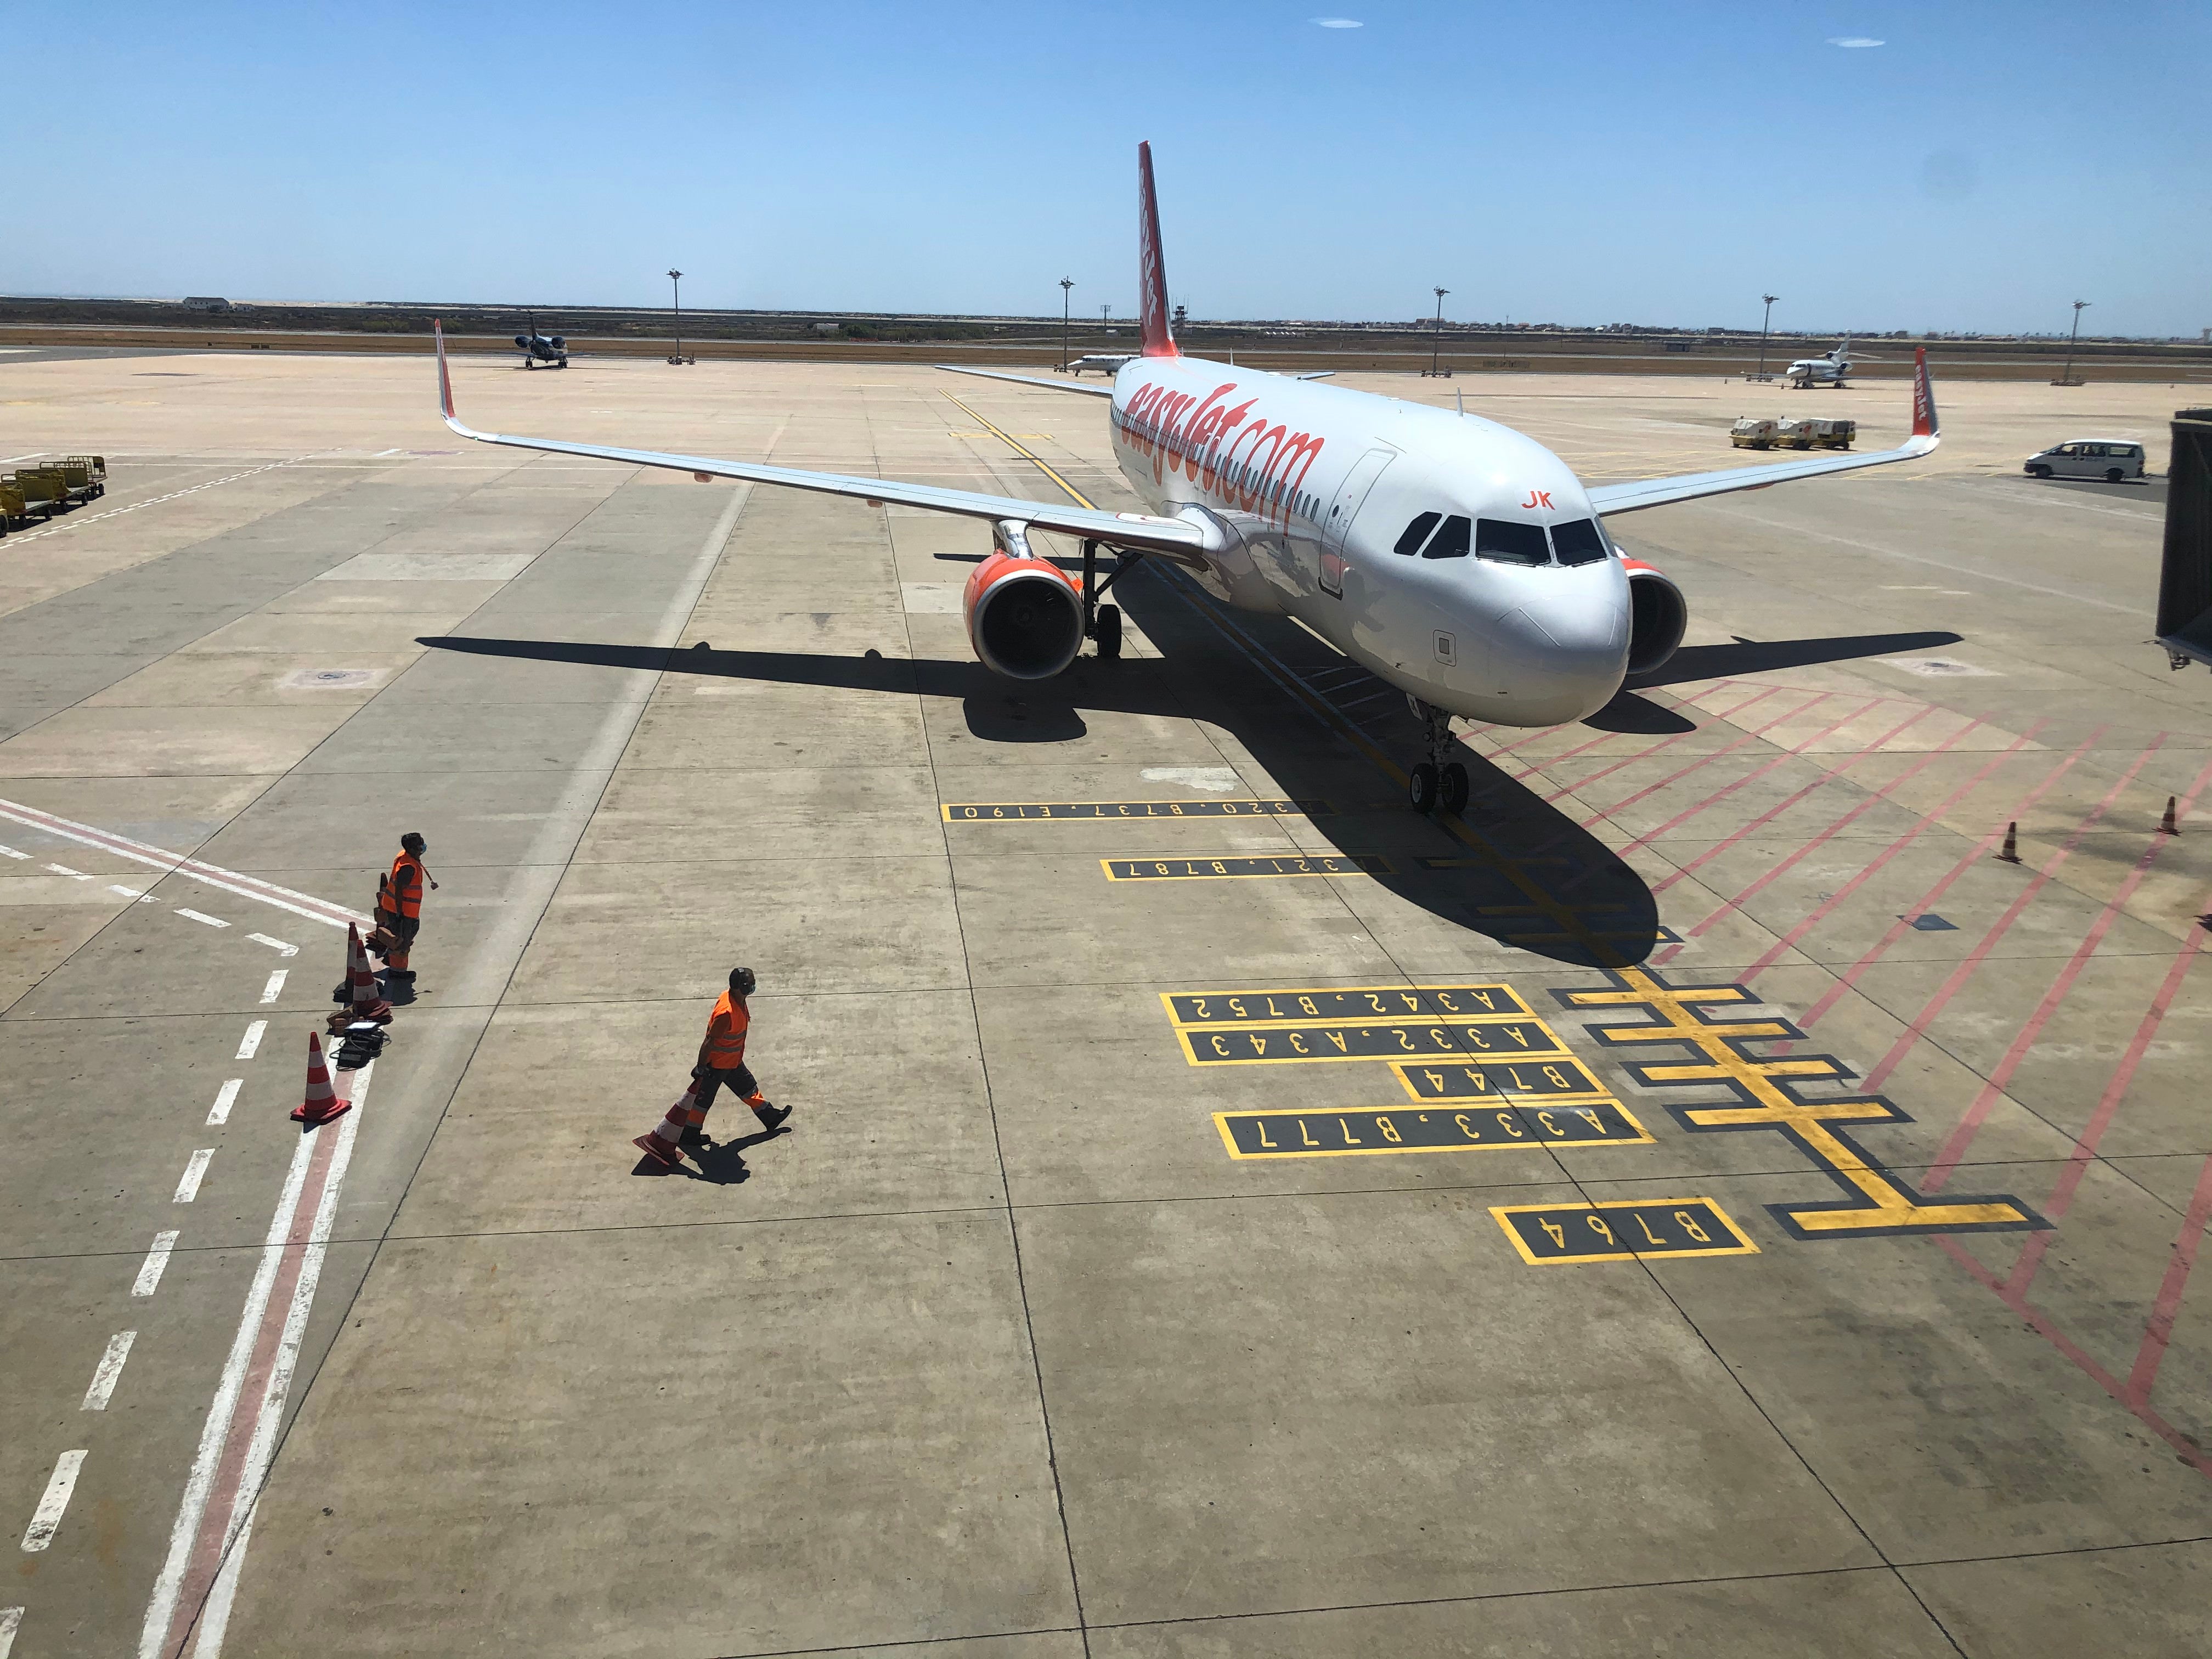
[1080,538,1135,661]
[1406,696,1470,817]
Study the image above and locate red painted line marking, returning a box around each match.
[1934,1235,2212,1479]
[1923,757,2212,1194]
[1596,696,1883,868]
[141,1068,369,1659]
[1859,736,2165,1091]
[1649,701,1937,899]
[1527,684,1790,807]
[1656,711,1995,964]
[1562,689,1829,821]
[2126,1144,2212,1406]
[1746,723,2102,993]
[2001,912,2210,1300]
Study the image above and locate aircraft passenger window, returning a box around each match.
[1475,519,1550,565]
[1550,518,1609,567]
[1421,515,1472,558]
[1394,512,1441,555]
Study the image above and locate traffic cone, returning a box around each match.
[1996,821,2021,864]
[2159,795,2179,836]
[326,924,391,1030]
[291,1031,352,1126]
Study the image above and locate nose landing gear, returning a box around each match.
[1406,697,1470,816]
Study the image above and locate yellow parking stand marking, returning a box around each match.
[944,798,1328,821]
[1390,1056,1613,1101]
[1164,983,1532,1027]
[1176,1018,1570,1066]
[1492,1198,1759,1265]
[1216,1098,1651,1159]
[1561,967,2045,1241]
[1103,854,1391,881]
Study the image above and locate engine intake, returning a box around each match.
[964,523,1084,680]
[1623,560,1688,675]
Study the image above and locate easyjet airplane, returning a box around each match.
[433,143,1939,815]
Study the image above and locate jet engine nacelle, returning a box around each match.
[1623,559,1688,675]
[549,336,565,349]
[514,335,531,349]
[964,522,1085,680]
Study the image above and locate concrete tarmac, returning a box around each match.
[0,349,2207,1657]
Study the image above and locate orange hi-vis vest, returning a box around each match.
[703,991,750,1069]
[388,851,426,921]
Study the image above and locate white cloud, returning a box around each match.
[1312,16,1364,27]
[1827,36,1885,47]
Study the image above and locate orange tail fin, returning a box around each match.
[1137,142,1179,359]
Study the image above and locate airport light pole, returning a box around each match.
[2060,298,2090,385]
[1756,294,1779,382]
[1060,277,1074,371]
[667,269,685,365]
[1427,287,1449,377]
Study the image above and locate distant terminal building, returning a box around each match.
[182,297,232,313]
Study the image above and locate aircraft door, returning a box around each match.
[1318,448,1395,599]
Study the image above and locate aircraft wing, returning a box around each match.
[935,365,1114,398]
[1588,348,1939,517]
[433,324,1208,557]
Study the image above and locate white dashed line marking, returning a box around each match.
[110,884,150,898]
[258,969,287,1005]
[207,1079,242,1126]
[175,909,229,928]
[132,1232,180,1297]
[173,1150,214,1204]
[82,1333,137,1412]
[44,863,90,879]
[0,843,25,859]
[246,933,297,956]
[0,1605,21,1657]
[235,1020,266,1060]
[3,458,306,546]
[20,1451,86,1551]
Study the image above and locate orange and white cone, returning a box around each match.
[631,1086,697,1167]
[291,1031,352,1126]
[330,923,392,1027]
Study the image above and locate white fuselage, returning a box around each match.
[1105,356,1630,727]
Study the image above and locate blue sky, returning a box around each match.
[8,1,2205,335]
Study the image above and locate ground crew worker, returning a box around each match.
[633,966,789,1167]
[378,832,437,982]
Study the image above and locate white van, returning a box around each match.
[2024,438,2146,482]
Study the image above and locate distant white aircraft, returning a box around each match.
[1783,338,1859,388]
[1066,353,1137,376]
[432,144,1939,816]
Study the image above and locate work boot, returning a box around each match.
[752,1102,792,1132]
[631,1133,685,1169]
[679,1121,712,1149]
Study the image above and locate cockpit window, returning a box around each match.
[1475,519,1549,565]
[1393,512,1440,556]
[1550,518,1609,567]
[1421,515,1472,558]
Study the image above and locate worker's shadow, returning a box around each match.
[629,1124,789,1183]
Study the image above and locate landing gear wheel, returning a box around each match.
[1408,763,1440,814]
[1440,763,1470,816]
[1094,603,1121,659]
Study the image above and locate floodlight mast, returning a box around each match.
[1426,287,1449,378]
[1060,277,1074,371]
[2062,299,2089,385]
[667,269,685,365]
[1756,294,1779,382]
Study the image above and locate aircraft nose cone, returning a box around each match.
[1491,577,1629,723]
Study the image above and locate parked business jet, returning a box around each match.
[1783,338,1859,389]
[433,144,1938,815]
[514,313,569,370]
[1066,352,1137,376]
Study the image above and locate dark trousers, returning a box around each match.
[692,1062,758,1115]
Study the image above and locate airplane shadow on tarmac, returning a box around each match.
[425,567,1956,970]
